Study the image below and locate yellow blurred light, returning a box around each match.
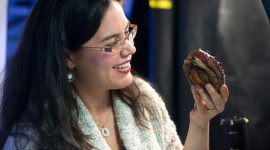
[149,0,173,9]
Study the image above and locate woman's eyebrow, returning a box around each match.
[100,33,119,43]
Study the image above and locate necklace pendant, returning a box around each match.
[102,128,110,137]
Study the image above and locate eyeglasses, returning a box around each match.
[81,23,137,54]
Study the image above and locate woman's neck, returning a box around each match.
[74,83,112,115]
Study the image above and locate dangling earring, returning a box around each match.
[67,71,74,82]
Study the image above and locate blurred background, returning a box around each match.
[1,0,270,149]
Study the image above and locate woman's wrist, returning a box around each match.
[189,113,210,130]
[184,115,210,150]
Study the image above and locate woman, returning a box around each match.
[0,0,229,149]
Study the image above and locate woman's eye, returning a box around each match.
[106,41,117,47]
[106,40,119,48]
[125,30,129,37]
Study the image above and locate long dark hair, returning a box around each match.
[0,0,151,149]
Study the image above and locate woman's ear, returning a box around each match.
[66,50,76,69]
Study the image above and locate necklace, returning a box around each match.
[95,109,111,137]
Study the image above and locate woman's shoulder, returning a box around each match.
[3,122,40,150]
[133,76,183,149]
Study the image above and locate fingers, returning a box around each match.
[191,83,229,114]
[205,83,228,113]
[191,85,207,113]
[220,84,229,103]
[191,85,201,102]
[195,84,215,109]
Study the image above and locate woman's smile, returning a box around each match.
[112,60,131,73]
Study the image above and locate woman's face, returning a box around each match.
[68,1,136,92]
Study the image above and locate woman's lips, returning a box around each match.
[113,61,131,73]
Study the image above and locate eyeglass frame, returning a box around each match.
[80,23,137,54]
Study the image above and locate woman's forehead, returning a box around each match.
[92,1,128,41]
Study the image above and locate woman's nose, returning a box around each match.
[120,39,136,56]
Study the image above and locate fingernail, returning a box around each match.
[205,83,212,90]
[196,84,202,89]
[221,85,227,92]
[206,84,215,92]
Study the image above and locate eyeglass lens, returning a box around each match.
[112,24,137,53]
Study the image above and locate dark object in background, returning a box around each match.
[129,0,150,78]
[220,117,250,150]
[262,0,270,21]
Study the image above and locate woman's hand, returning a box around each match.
[190,83,229,128]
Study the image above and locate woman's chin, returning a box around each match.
[113,74,133,89]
